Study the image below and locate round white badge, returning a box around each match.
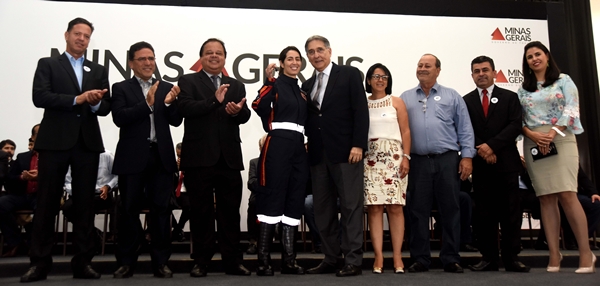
[491,97,498,104]
[434,96,441,101]
[531,148,538,156]
[83,66,91,72]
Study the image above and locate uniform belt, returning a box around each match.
[271,122,304,134]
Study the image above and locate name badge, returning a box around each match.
[83,66,91,72]
[491,97,498,104]
[434,96,441,101]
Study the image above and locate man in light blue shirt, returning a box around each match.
[402,54,474,274]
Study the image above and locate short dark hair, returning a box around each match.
[67,17,94,33]
[0,139,16,149]
[279,46,302,63]
[423,53,441,68]
[521,41,561,92]
[128,41,155,61]
[176,142,182,150]
[365,63,393,95]
[199,38,227,58]
[471,55,495,71]
[31,124,40,137]
[304,35,330,53]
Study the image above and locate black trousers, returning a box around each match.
[116,145,172,269]
[185,157,243,267]
[31,139,99,270]
[472,170,522,263]
[408,151,461,268]
[256,132,308,222]
[310,152,364,266]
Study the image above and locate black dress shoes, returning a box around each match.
[154,265,173,278]
[306,262,337,274]
[225,264,251,276]
[114,265,134,278]
[190,264,207,277]
[407,262,428,273]
[460,243,479,252]
[504,261,530,272]
[73,265,101,279]
[468,260,499,271]
[20,266,48,283]
[336,264,361,277]
[443,263,464,273]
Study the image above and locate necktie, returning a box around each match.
[211,75,219,90]
[482,89,489,117]
[176,171,184,197]
[312,72,324,109]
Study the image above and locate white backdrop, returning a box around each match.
[0,0,548,230]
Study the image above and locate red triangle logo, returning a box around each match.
[496,70,508,83]
[491,28,505,41]
[189,60,229,76]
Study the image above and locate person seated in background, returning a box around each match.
[0,139,16,162]
[172,142,191,242]
[63,149,118,248]
[0,150,8,192]
[561,167,600,250]
[245,135,267,255]
[0,124,39,257]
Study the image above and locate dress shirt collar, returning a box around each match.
[65,51,84,62]
[203,70,222,79]
[416,82,440,97]
[135,76,153,86]
[317,61,333,78]
[476,85,495,100]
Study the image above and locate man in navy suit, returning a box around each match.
[463,56,529,272]
[111,41,182,279]
[22,17,110,283]
[301,35,369,277]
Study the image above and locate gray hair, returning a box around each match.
[305,35,331,52]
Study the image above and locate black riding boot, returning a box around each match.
[257,222,275,276]
[280,224,305,274]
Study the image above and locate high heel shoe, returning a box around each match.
[394,267,405,274]
[575,252,597,274]
[372,267,383,274]
[546,253,563,273]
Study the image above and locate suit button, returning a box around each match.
[77,114,80,117]
[319,114,322,117]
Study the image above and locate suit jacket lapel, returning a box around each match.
[322,64,340,108]
[128,77,146,102]
[200,70,217,92]
[469,89,486,121]
[486,85,500,118]
[59,53,81,92]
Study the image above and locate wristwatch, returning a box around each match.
[402,154,411,160]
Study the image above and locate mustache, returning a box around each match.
[418,71,430,75]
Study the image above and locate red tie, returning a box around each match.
[176,171,184,197]
[482,89,489,117]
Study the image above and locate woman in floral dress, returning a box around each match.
[518,41,595,273]
[363,63,411,274]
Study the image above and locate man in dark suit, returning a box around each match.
[463,56,529,272]
[301,35,369,277]
[21,17,110,282]
[110,41,182,279]
[0,125,40,258]
[177,38,251,277]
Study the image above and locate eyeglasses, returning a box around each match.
[371,74,389,81]
[307,47,327,56]
[134,57,156,62]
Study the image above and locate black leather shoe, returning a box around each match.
[113,265,134,278]
[190,264,207,277]
[154,265,173,278]
[407,262,428,273]
[73,265,101,279]
[246,243,257,255]
[460,243,479,252]
[468,260,499,271]
[225,264,251,276]
[443,263,464,273]
[306,262,337,274]
[336,264,361,277]
[504,261,530,273]
[20,266,48,283]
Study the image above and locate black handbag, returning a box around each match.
[530,142,558,161]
